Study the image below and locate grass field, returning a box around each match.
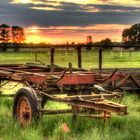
[0,50,139,68]
[0,50,140,140]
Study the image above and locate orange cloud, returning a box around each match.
[11,0,140,6]
[25,24,130,44]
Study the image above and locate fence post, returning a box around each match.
[50,48,55,65]
[99,48,103,72]
[77,45,82,68]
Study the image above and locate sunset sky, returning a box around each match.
[1,0,140,44]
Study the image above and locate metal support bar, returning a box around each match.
[38,90,127,115]
[77,114,111,119]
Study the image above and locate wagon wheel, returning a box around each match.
[13,87,40,126]
[112,88,124,103]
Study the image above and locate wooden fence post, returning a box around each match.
[77,46,82,68]
[50,48,55,65]
[99,48,103,72]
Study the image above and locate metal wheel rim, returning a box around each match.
[17,97,32,125]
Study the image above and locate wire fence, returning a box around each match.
[0,47,139,69]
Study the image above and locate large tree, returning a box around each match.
[11,26,25,43]
[0,24,11,51]
[122,23,140,46]
[0,24,26,51]
[11,26,25,51]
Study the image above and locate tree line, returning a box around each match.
[122,23,140,48]
[0,23,140,51]
[0,24,25,51]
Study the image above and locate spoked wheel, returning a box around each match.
[13,87,40,126]
[112,88,124,103]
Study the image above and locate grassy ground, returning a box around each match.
[0,50,139,68]
[0,93,140,140]
[0,50,140,140]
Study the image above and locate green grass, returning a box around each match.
[0,50,140,140]
[0,50,139,68]
[0,93,140,140]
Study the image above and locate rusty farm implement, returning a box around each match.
[0,63,127,125]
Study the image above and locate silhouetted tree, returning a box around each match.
[95,38,113,49]
[100,38,113,46]
[11,25,25,51]
[122,23,140,49]
[0,24,10,51]
[86,35,93,50]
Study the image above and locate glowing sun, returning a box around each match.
[20,0,31,3]
[27,27,40,33]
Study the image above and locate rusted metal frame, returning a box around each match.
[68,100,127,115]
[38,87,93,95]
[39,107,111,119]
[47,70,66,86]
[77,114,111,119]
[129,75,140,88]
[56,73,96,86]
[37,90,122,101]
[0,67,47,77]
[40,85,109,95]
[112,74,129,89]
[37,90,127,115]
[0,66,64,79]
[0,64,65,73]
[114,74,138,89]
[0,67,71,86]
[1,66,48,73]
[0,64,24,67]
[54,93,122,101]
[99,69,118,83]
[0,65,49,73]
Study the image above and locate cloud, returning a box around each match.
[0,0,140,28]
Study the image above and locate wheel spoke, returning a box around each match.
[13,88,39,126]
[17,97,32,125]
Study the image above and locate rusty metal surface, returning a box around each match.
[0,64,130,122]
[57,73,95,86]
[0,64,139,91]
[38,90,127,115]
[91,68,140,91]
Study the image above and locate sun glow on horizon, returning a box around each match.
[26,26,40,33]
[12,0,31,4]
[25,24,130,44]
[26,35,52,44]
[11,0,140,7]
[21,0,30,3]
